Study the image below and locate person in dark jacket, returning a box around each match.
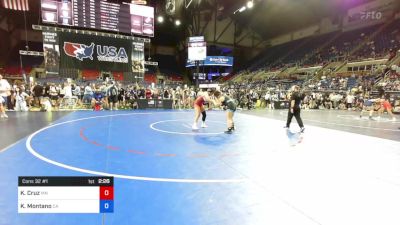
[284,85,305,133]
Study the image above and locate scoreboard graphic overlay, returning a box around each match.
[18,177,114,213]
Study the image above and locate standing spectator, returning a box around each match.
[0,74,11,113]
[163,88,170,99]
[172,89,177,109]
[118,86,126,107]
[145,87,152,99]
[32,82,44,107]
[107,82,119,110]
[58,83,65,99]
[9,82,16,110]
[346,92,355,110]
[64,82,72,98]
[189,88,196,106]
[43,82,50,99]
[284,85,305,133]
[49,84,59,107]
[128,87,139,109]
[264,92,271,109]
[62,82,73,108]
[175,88,182,109]
[0,93,6,118]
[72,84,82,106]
[271,92,278,110]
[14,86,29,111]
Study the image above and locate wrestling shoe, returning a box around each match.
[201,122,208,128]
[224,127,233,134]
[192,124,199,130]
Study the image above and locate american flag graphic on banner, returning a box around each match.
[2,0,29,11]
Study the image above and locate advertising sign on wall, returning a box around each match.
[186,56,234,67]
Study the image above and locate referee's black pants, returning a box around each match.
[286,108,304,128]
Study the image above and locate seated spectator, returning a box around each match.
[83,83,94,105]
[91,88,105,111]
[41,97,52,112]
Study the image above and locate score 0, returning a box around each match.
[99,181,114,213]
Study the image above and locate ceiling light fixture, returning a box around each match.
[239,6,246,13]
[247,1,254,9]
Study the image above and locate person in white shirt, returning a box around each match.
[64,82,72,98]
[346,93,355,110]
[171,89,177,109]
[83,83,94,104]
[0,74,10,118]
[72,84,82,106]
[264,92,271,109]
[60,82,73,108]
[14,86,29,111]
[49,84,59,107]
[0,94,6,118]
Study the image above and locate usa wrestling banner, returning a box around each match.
[59,32,132,72]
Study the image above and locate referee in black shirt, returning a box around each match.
[284,85,305,133]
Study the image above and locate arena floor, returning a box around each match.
[0,109,399,225]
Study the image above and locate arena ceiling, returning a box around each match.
[0,0,375,45]
[204,0,375,39]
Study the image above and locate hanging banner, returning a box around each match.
[43,31,60,75]
[59,32,132,72]
[131,41,145,74]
